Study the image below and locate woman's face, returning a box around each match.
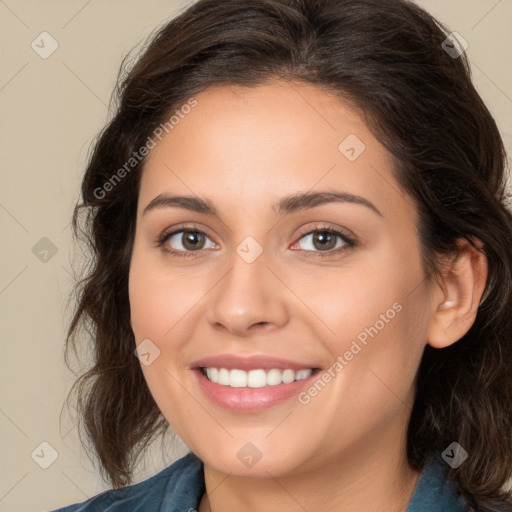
[129,81,433,477]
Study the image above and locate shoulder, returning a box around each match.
[49,451,204,512]
[406,457,468,512]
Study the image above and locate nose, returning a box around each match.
[206,249,289,337]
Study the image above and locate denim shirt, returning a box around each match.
[49,452,468,511]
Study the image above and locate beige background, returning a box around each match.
[1,1,511,511]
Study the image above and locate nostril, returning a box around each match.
[250,321,272,329]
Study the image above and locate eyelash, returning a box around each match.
[156,223,357,259]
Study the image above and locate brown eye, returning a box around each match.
[163,230,215,252]
[311,231,338,251]
[296,229,350,253]
[181,231,206,251]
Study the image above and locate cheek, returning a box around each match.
[128,250,198,429]
[300,259,409,348]
[128,248,204,339]
[307,243,428,397]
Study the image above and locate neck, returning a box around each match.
[198,417,421,512]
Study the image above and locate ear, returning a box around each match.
[427,237,488,349]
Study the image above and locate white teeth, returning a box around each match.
[266,368,282,386]
[202,367,314,387]
[229,369,247,388]
[284,369,297,383]
[209,367,219,383]
[295,369,312,381]
[247,369,267,388]
[218,368,230,385]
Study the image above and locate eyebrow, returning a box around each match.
[142,191,383,217]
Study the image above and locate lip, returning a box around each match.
[192,369,320,412]
[190,354,322,413]
[190,354,322,371]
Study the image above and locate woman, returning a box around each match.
[52,0,512,510]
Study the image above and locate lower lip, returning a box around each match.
[193,368,319,412]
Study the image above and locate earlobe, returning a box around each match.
[427,238,488,349]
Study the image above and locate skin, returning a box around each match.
[128,80,488,512]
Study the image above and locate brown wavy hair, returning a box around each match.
[63,0,512,509]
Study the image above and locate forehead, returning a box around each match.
[139,80,411,222]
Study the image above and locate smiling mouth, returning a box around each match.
[200,367,321,388]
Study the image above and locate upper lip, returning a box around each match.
[190,354,322,371]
